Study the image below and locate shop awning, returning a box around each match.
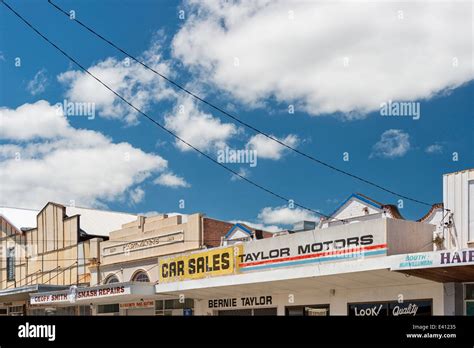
[396,265,474,282]
[391,248,474,282]
[29,282,155,306]
[0,284,68,303]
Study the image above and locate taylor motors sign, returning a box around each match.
[392,248,474,271]
[238,222,387,273]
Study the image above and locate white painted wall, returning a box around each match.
[443,169,474,248]
[195,282,445,316]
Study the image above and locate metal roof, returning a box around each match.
[66,206,137,237]
[0,204,138,237]
[0,206,39,231]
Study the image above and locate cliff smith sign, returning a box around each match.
[30,285,128,305]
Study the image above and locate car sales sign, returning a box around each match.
[159,246,242,282]
[238,220,387,272]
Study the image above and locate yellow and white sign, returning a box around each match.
[159,246,241,282]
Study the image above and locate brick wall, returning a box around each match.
[203,218,234,247]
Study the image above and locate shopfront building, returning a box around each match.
[154,218,450,316]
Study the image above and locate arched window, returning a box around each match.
[104,275,119,284]
[132,271,150,282]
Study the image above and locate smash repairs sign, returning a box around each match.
[30,285,128,305]
[392,248,474,270]
[238,223,387,272]
[159,246,242,282]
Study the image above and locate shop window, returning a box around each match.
[8,305,24,316]
[218,309,253,316]
[465,284,474,300]
[6,247,15,281]
[97,304,120,314]
[132,271,150,282]
[0,308,7,315]
[78,306,92,316]
[348,299,432,316]
[253,308,278,316]
[155,299,194,316]
[104,275,120,284]
[465,284,474,316]
[217,308,278,316]
[286,304,330,316]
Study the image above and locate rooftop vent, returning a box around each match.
[292,221,316,233]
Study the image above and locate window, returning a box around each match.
[97,304,120,314]
[6,247,15,281]
[217,308,277,316]
[286,304,330,316]
[8,305,24,316]
[155,299,194,316]
[104,275,119,284]
[466,284,474,316]
[348,300,432,316]
[469,181,474,241]
[132,271,150,282]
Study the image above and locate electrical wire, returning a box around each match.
[47,0,433,207]
[1,0,346,224]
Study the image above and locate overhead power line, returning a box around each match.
[1,0,344,223]
[47,0,433,207]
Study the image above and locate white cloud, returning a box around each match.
[425,143,443,154]
[154,172,190,188]
[247,133,298,160]
[230,167,250,181]
[58,37,175,125]
[0,100,69,140]
[129,187,145,204]
[173,0,473,117]
[370,129,410,159]
[258,205,320,225]
[164,97,238,152]
[0,101,170,207]
[233,204,320,232]
[27,69,48,96]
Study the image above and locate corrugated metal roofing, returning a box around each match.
[0,204,138,237]
[0,206,39,231]
[66,206,138,237]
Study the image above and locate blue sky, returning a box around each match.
[1,0,473,230]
